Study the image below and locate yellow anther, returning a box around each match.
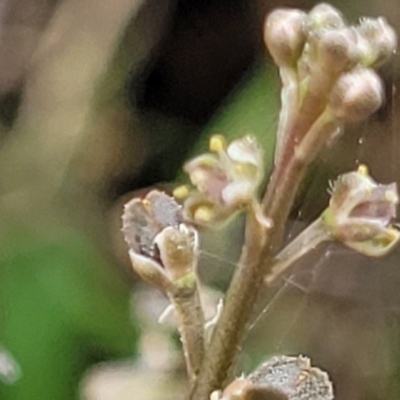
[142,198,151,212]
[194,205,215,223]
[357,164,369,176]
[191,170,207,184]
[173,185,190,200]
[365,187,372,197]
[209,134,226,153]
[235,164,244,174]
[235,163,257,176]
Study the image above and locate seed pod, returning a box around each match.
[221,355,334,400]
[122,190,199,290]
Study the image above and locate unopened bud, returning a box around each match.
[264,9,307,67]
[315,27,359,73]
[357,17,397,67]
[155,224,198,281]
[308,3,345,30]
[329,68,383,122]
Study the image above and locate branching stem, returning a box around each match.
[189,106,340,400]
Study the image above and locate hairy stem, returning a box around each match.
[169,283,205,382]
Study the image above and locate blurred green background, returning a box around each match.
[1,0,400,399]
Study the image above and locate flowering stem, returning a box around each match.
[168,280,205,383]
[189,105,340,400]
[185,4,398,398]
[188,206,267,399]
[265,217,331,285]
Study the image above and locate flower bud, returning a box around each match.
[264,9,307,67]
[356,17,397,67]
[323,166,400,256]
[182,135,264,228]
[328,68,383,122]
[155,224,198,281]
[315,26,359,73]
[307,3,345,30]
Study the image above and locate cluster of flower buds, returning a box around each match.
[264,3,397,165]
[122,190,199,292]
[220,355,333,400]
[323,165,400,256]
[174,134,265,228]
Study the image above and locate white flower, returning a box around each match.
[181,134,263,227]
[323,165,400,256]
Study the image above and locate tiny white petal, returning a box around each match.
[227,136,262,166]
[222,181,254,206]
